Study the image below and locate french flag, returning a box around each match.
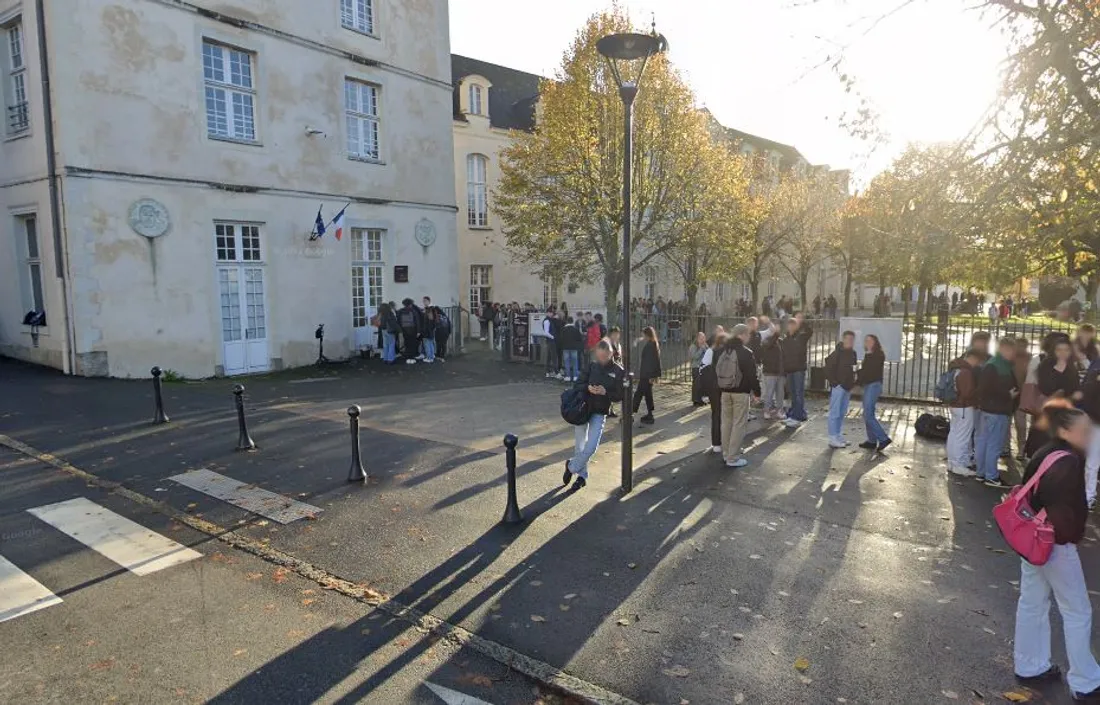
[331,205,348,241]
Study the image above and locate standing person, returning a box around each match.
[946,348,982,476]
[398,298,421,364]
[1013,338,1036,460]
[825,331,858,449]
[378,302,399,364]
[1074,324,1099,372]
[759,320,785,420]
[541,310,558,379]
[715,324,761,468]
[559,317,584,382]
[606,326,624,418]
[563,340,624,490]
[1012,401,1100,701]
[632,327,661,425]
[780,314,814,428]
[700,333,728,453]
[434,306,452,361]
[1078,365,1100,509]
[857,334,891,451]
[970,331,992,364]
[976,337,1019,487]
[1026,336,1079,457]
[550,310,565,378]
[585,314,603,355]
[421,308,438,363]
[689,331,708,407]
[478,300,492,342]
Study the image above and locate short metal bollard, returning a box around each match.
[501,433,522,524]
[233,384,257,451]
[346,405,367,482]
[150,366,169,425]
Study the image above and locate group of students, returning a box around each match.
[943,324,1100,497]
[373,296,452,365]
[536,308,611,382]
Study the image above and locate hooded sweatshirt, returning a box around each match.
[947,357,978,408]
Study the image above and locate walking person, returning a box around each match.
[760,320,785,420]
[857,334,891,452]
[715,324,760,468]
[825,331,858,448]
[563,340,624,490]
[632,326,661,425]
[975,337,1019,488]
[689,331,708,407]
[1012,400,1100,701]
[946,348,982,476]
[700,333,728,454]
[781,314,814,428]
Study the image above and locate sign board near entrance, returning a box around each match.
[510,311,529,359]
[394,265,409,283]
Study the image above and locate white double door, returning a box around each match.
[218,265,269,375]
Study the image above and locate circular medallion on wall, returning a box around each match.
[128,198,171,239]
[414,218,437,248]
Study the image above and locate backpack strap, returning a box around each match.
[1020,450,1071,521]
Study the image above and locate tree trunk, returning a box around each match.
[685,282,698,315]
[797,272,809,312]
[1086,273,1100,319]
[843,268,853,317]
[915,285,927,324]
[902,284,911,320]
[603,269,621,324]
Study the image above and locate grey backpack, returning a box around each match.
[715,349,742,390]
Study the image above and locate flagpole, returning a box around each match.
[327,202,352,227]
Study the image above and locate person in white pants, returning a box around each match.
[1013,403,1100,701]
[945,350,981,476]
[1080,367,1100,509]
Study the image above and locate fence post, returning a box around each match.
[233,384,257,451]
[150,366,169,425]
[347,405,367,483]
[501,433,522,524]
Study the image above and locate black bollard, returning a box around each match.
[151,366,169,425]
[501,433,522,524]
[233,384,257,451]
[346,405,367,482]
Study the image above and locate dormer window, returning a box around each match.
[468,84,483,116]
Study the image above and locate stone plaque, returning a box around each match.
[128,199,171,239]
[414,218,437,248]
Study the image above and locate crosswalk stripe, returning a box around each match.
[27,497,201,576]
[0,554,63,624]
[424,682,495,705]
[168,468,322,524]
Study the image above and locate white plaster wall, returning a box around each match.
[63,177,457,378]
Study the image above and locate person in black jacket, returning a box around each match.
[1012,401,1100,701]
[759,321,784,420]
[699,332,728,453]
[780,314,813,427]
[421,307,439,362]
[857,334,891,451]
[397,298,422,364]
[563,340,625,490]
[632,326,662,424]
[1076,363,1100,509]
[716,324,761,468]
[976,337,1019,487]
[433,306,452,361]
[1025,337,1079,458]
[558,317,585,382]
[379,302,399,364]
[825,331,858,448]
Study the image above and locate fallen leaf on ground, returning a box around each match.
[301,599,316,606]
[749,554,762,560]
[300,589,315,596]
[273,568,289,584]
[799,676,813,684]
[794,658,810,672]
[564,593,577,600]
[848,599,864,605]
[732,633,744,641]
[232,649,247,657]
[627,563,638,569]
[1002,691,1030,703]
[983,627,996,635]
[245,573,263,581]
[893,612,903,619]
[662,665,691,677]
[733,694,745,704]
[529,580,542,586]
[185,503,198,511]
[559,604,570,612]
[89,658,115,671]
[942,690,958,700]
[530,615,546,623]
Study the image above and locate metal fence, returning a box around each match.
[508,311,1082,402]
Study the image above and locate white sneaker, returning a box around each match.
[545,372,554,378]
[405,359,416,365]
[949,466,977,478]
[828,438,847,449]
[747,413,758,421]
[726,458,748,468]
[555,373,564,380]
[479,337,487,341]
[711,445,723,453]
[784,418,801,428]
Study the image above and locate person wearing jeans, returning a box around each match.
[563,341,624,490]
[1077,369,1100,509]
[780,314,813,428]
[857,334,891,451]
[759,322,784,420]
[1013,403,1100,701]
[825,332,857,448]
[975,337,1019,487]
[946,349,981,475]
[559,317,584,382]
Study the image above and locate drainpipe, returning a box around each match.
[35,0,74,374]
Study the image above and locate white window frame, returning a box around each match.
[467,154,488,227]
[345,78,381,162]
[202,40,258,143]
[340,0,376,37]
[468,83,483,116]
[643,266,657,301]
[4,19,28,136]
[15,213,44,317]
[542,279,559,310]
[214,222,263,264]
[470,265,492,312]
[350,228,385,328]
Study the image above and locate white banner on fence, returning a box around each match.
[838,317,903,362]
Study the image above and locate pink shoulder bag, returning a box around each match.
[993,450,1069,566]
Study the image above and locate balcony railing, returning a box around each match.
[7,102,29,134]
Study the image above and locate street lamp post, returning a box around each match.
[596,28,668,494]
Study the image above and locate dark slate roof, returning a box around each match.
[451,54,542,131]
[703,109,807,170]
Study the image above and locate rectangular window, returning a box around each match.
[470,265,492,312]
[203,40,257,142]
[5,21,28,135]
[643,266,657,301]
[542,280,558,310]
[350,228,384,328]
[340,0,375,35]
[214,223,262,263]
[467,154,488,227]
[17,214,43,314]
[345,79,380,161]
[469,84,482,115]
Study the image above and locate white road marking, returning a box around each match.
[0,554,62,624]
[424,682,495,705]
[168,468,322,524]
[28,497,201,576]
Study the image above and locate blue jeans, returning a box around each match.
[786,371,807,421]
[828,386,850,439]
[381,330,397,363]
[563,350,579,379]
[976,411,1009,480]
[569,413,606,479]
[862,381,889,443]
[423,338,436,361]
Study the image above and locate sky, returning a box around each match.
[449,0,1008,186]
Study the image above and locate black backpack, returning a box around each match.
[560,387,591,426]
[398,308,416,330]
[914,413,950,441]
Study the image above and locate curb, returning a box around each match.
[0,433,640,705]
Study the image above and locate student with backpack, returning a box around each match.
[715,324,760,468]
[563,340,624,490]
[398,298,422,364]
[944,348,981,475]
[632,326,662,425]
[825,331,858,449]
